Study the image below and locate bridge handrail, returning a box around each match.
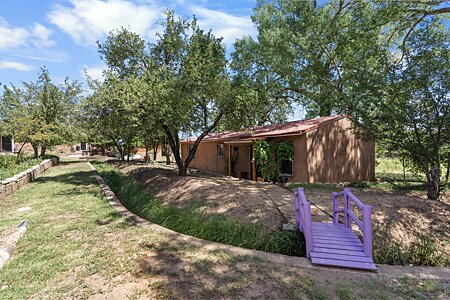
[332,188,373,257]
[294,188,313,258]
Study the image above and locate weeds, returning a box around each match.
[94,162,306,257]
[373,230,448,266]
[0,155,43,181]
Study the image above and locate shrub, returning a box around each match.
[0,155,43,181]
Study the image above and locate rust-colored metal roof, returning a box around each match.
[184,115,345,143]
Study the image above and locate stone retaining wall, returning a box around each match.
[0,157,59,200]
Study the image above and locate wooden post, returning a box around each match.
[344,188,350,229]
[363,205,373,258]
[228,144,232,176]
[252,143,256,181]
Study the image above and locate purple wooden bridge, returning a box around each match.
[294,188,377,271]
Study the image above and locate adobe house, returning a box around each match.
[181,115,375,183]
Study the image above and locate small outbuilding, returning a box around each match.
[181,115,375,183]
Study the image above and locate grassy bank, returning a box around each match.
[93,161,305,257]
[0,155,43,181]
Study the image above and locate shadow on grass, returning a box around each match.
[35,171,95,187]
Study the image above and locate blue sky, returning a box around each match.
[0,0,257,86]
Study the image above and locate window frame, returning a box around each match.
[217,143,225,158]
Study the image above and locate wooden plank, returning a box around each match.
[311,252,374,263]
[312,224,348,230]
[311,257,377,270]
[312,230,355,236]
[312,238,363,246]
[313,247,367,257]
[313,222,346,227]
[312,224,353,231]
[312,225,354,232]
[313,232,358,238]
[313,243,364,251]
[313,233,361,242]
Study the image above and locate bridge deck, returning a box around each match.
[310,222,377,270]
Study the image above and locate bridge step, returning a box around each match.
[310,255,377,270]
[310,222,376,270]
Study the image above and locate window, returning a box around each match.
[279,159,293,175]
[217,144,225,157]
[80,142,87,151]
[276,141,294,176]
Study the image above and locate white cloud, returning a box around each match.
[189,6,256,48]
[0,19,29,49]
[47,0,164,46]
[0,18,55,50]
[0,60,33,71]
[80,64,106,81]
[12,49,69,63]
[31,23,55,48]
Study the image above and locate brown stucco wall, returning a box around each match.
[181,141,227,175]
[305,118,375,183]
[135,146,166,161]
[181,142,253,177]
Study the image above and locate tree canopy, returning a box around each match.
[0,68,82,162]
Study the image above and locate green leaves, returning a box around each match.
[0,68,82,157]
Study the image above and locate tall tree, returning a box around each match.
[98,11,236,175]
[84,73,145,161]
[353,21,449,200]
[0,68,82,160]
[234,0,449,199]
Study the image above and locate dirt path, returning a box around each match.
[0,161,448,299]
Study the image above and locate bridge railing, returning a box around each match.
[294,187,313,258]
[332,188,373,257]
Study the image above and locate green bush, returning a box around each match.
[0,155,43,181]
[94,162,306,257]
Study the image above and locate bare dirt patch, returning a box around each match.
[114,162,286,232]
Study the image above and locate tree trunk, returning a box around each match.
[41,146,46,159]
[126,146,130,162]
[446,152,449,182]
[115,142,124,161]
[153,143,158,161]
[427,166,440,200]
[161,112,223,176]
[165,145,171,165]
[15,143,26,164]
[145,143,150,164]
[178,164,188,176]
[32,144,39,159]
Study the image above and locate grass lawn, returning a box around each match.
[0,155,43,181]
[0,161,448,299]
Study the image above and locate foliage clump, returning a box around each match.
[254,140,293,182]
